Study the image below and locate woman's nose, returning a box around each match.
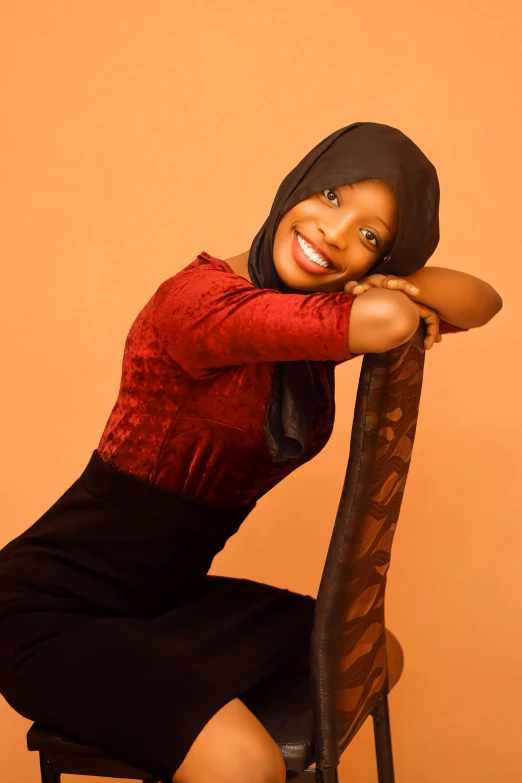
[319,214,356,250]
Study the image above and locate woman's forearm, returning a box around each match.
[402,266,503,329]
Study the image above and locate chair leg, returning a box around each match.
[313,767,338,783]
[39,754,60,783]
[372,693,395,783]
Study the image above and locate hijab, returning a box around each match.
[247,121,440,463]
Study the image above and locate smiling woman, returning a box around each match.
[0,121,501,783]
[272,180,399,292]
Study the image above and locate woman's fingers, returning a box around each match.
[347,274,419,297]
[424,319,440,350]
[412,302,441,350]
[367,274,420,296]
[343,280,369,295]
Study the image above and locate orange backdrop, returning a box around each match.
[1,2,519,782]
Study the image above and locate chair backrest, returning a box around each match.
[311,323,426,772]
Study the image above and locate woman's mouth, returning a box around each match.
[292,231,337,275]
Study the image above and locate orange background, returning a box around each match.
[1,2,519,782]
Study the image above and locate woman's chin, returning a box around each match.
[275,259,322,291]
[281,268,342,294]
[280,272,319,292]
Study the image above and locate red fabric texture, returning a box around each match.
[97,251,465,506]
[438,319,466,334]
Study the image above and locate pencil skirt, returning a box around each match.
[0,451,316,783]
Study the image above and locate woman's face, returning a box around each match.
[272,178,399,293]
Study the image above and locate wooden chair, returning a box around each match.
[27,323,426,783]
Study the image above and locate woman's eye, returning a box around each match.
[322,188,339,206]
[361,229,379,248]
[322,190,380,249]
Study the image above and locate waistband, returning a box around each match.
[79,450,256,537]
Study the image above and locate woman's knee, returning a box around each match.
[226,735,287,783]
[172,697,286,783]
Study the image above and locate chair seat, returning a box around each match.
[27,723,159,779]
[26,717,314,778]
[26,686,315,776]
[27,629,403,777]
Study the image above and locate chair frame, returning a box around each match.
[312,323,426,783]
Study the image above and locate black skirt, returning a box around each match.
[0,450,316,783]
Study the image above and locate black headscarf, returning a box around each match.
[247,121,440,463]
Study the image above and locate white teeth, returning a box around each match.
[296,232,331,268]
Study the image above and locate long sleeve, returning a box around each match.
[152,265,357,378]
[438,320,468,334]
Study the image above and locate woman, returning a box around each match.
[0,122,502,783]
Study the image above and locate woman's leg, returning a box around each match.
[172,697,287,783]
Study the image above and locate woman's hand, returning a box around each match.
[410,301,443,350]
[344,274,443,350]
[343,273,420,297]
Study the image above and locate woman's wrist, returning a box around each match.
[402,266,503,328]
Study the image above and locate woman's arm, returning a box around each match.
[152,267,418,378]
[401,266,503,329]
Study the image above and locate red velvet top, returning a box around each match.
[97,251,465,507]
